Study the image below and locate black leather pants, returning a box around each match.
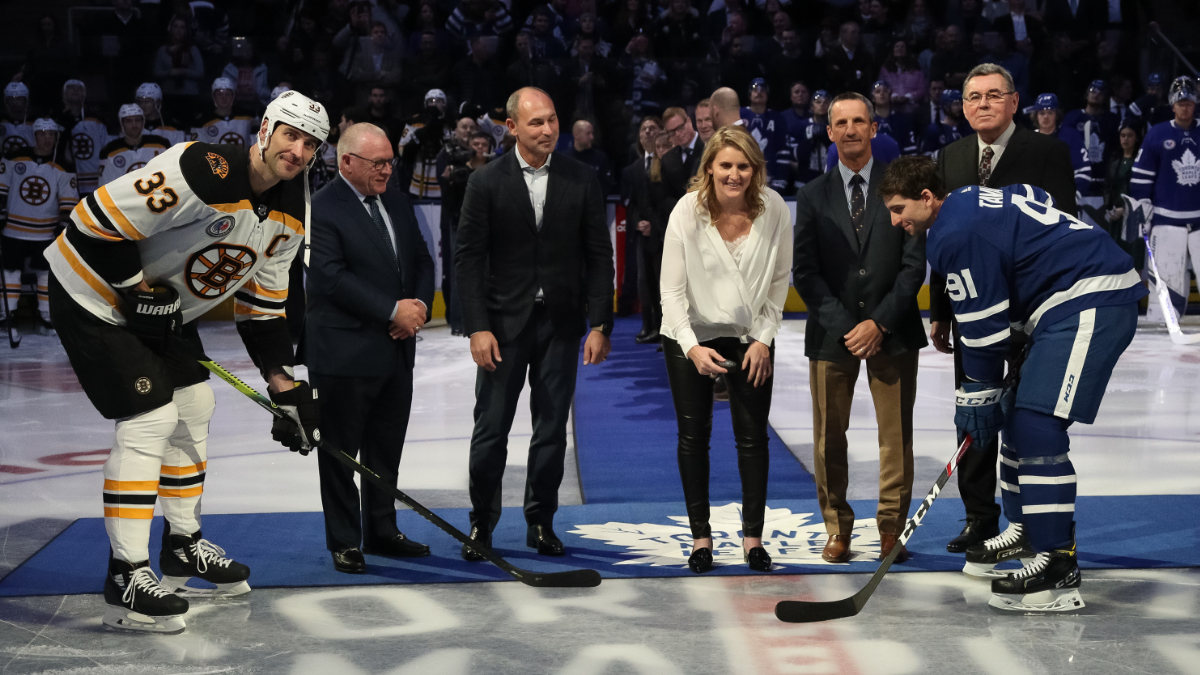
[663,337,774,539]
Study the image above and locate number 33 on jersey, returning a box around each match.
[45,141,306,328]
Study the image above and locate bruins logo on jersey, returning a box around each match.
[127,161,147,174]
[2,136,28,153]
[72,133,95,160]
[219,132,245,146]
[207,152,229,179]
[187,244,257,299]
[19,176,51,206]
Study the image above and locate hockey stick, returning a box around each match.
[200,359,603,588]
[775,435,973,623]
[0,238,20,349]
[1143,234,1200,345]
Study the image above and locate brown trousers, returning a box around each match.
[809,351,919,536]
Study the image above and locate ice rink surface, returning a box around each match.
[1,317,1198,674]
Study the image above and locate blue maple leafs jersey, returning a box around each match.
[786,114,829,186]
[1055,126,1092,197]
[1129,119,1200,227]
[1061,109,1120,197]
[928,184,1147,382]
[920,121,961,159]
[876,111,917,155]
[740,107,791,189]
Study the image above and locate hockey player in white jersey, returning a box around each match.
[59,79,114,196]
[1,82,34,154]
[1130,76,1200,323]
[45,91,328,633]
[189,77,256,147]
[97,104,171,188]
[0,117,78,335]
[134,83,189,146]
[880,156,1146,612]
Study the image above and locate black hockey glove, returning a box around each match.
[124,285,182,351]
[269,381,320,456]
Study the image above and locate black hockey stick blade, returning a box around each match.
[201,359,602,588]
[775,435,973,623]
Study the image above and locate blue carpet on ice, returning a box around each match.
[573,317,816,503]
[1,496,1198,596]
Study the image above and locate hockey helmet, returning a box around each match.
[749,77,768,93]
[941,89,962,109]
[119,103,145,120]
[1147,72,1163,87]
[424,89,446,105]
[872,80,891,93]
[811,89,829,103]
[32,118,61,133]
[258,90,330,168]
[1087,79,1107,93]
[4,82,29,99]
[212,77,236,93]
[62,79,86,95]
[136,83,163,100]
[1169,76,1198,105]
[1034,93,1058,111]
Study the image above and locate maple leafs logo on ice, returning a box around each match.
[1172,148,1200,187]
[569,503,881,568]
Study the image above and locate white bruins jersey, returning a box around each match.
[46,142,305,327]
[190,114,256,147]
[97,135,171,188]
[0,120,34,154]
[0,150,79,241]
[63,116,111,195]
[144,121,188,147]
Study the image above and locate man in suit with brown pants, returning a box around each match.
[794,92,928,563]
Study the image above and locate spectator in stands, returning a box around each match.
[363,86,402,148]
[334,1,375,82]
[506,30,561,100]
[992,0,1045,59]
[914,77,945,134]
[447,0,515,46]
[861,0,896,56]
[1109,75,1135,126]
[612,0,654,51]
[220,38,271,112]
[619,32,668,125]
[930,24,974,90]
[529,5,569,59]
[984,32,1030,104]
[405,1,452,58]
[154,15,206,110]
[654,0,708,91]
[349,21,403,105]
[767,28,817,110]
[695,98,715,143]
[565,34,614,123]
[405,31,454,112]
[1030,33,1094,112]
[954,0,993,37]
[453,36,504,114]
[568,119,614,196]
[900,0,932,50]
[183,0,230,80]
[879,39,926,114]
[571,13,613,59]
[824,21,874,96]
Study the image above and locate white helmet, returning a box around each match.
[119,103,144,120]
[212,77,235,93]
[4,82,29,99]
[62,79,86,95]
[32,118,61,133]
[258,90,330,168]
[135,83,162,100]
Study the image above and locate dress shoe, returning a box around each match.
[946,517,1000,553]
[822,535,852,562]
[879,532,909,563]
[364,532,430,558]
[635,330,660,344]
[745,546,772,571]
[526,524,565,556]
[461,526,491,562]
[332,548,366,574]
[635,328,651,341]
[688,547,713,573]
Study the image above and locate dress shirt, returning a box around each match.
[681,131,699,163]
[339,172,425,318]
[838,156,875,212]
[659,189,794,355]
[976,119,1017,171]
[515,147,551,299]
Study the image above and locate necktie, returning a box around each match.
[645,155,651,172]
[365,195,398,268]
[849,174,865,232]
[979,146,995,187]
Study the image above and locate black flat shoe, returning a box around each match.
[745,546,772,571]
[332,548,366,574]
[364,532,431,558]
[526,524,565,556]
[461,526,491,562]
[688,547,713,573]
[946,517,1000,553]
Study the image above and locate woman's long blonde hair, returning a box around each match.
[687,125,768,222]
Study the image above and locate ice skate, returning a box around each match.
[963,522,1035,578]
[989,549,1085,613]
[102,557,188,633]
[159,527,252,598]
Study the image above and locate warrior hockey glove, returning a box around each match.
[269,381,320,456]
[124,286,182,351]
[955,381,1004,449]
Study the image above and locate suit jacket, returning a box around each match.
[306,177,435,376]
[622,158,672,248]
[661,137,705,201]
[456,150,614,343]
[930,124,1078,322]
[793,160,928,361]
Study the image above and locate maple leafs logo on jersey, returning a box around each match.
[1172,148,1200,187]
[206,152,229,179]
[750,126,768,153]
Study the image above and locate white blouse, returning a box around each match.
[659,188,794,356]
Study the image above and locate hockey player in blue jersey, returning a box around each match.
[871,81,917,155]
[741,78,791,190]
[1061,80,1120,198]
[1030,93,1092,198]
[1130,75,1200,324]
[879,156,1147,612]
[788,89,830,186]
[920,89,964,159]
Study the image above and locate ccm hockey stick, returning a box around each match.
[1144,234,1200,345]
[775,435,973,623]
[201,359,602,588]
[0,239,20,349]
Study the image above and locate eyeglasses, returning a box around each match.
[665,123,686,134]
[347,153,397,172]
[963,90,1014,105]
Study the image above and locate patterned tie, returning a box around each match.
[979,146,995,187]
[849,174,866,232]
[365,195,399,269]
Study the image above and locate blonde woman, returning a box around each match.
[659,125,793,574]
